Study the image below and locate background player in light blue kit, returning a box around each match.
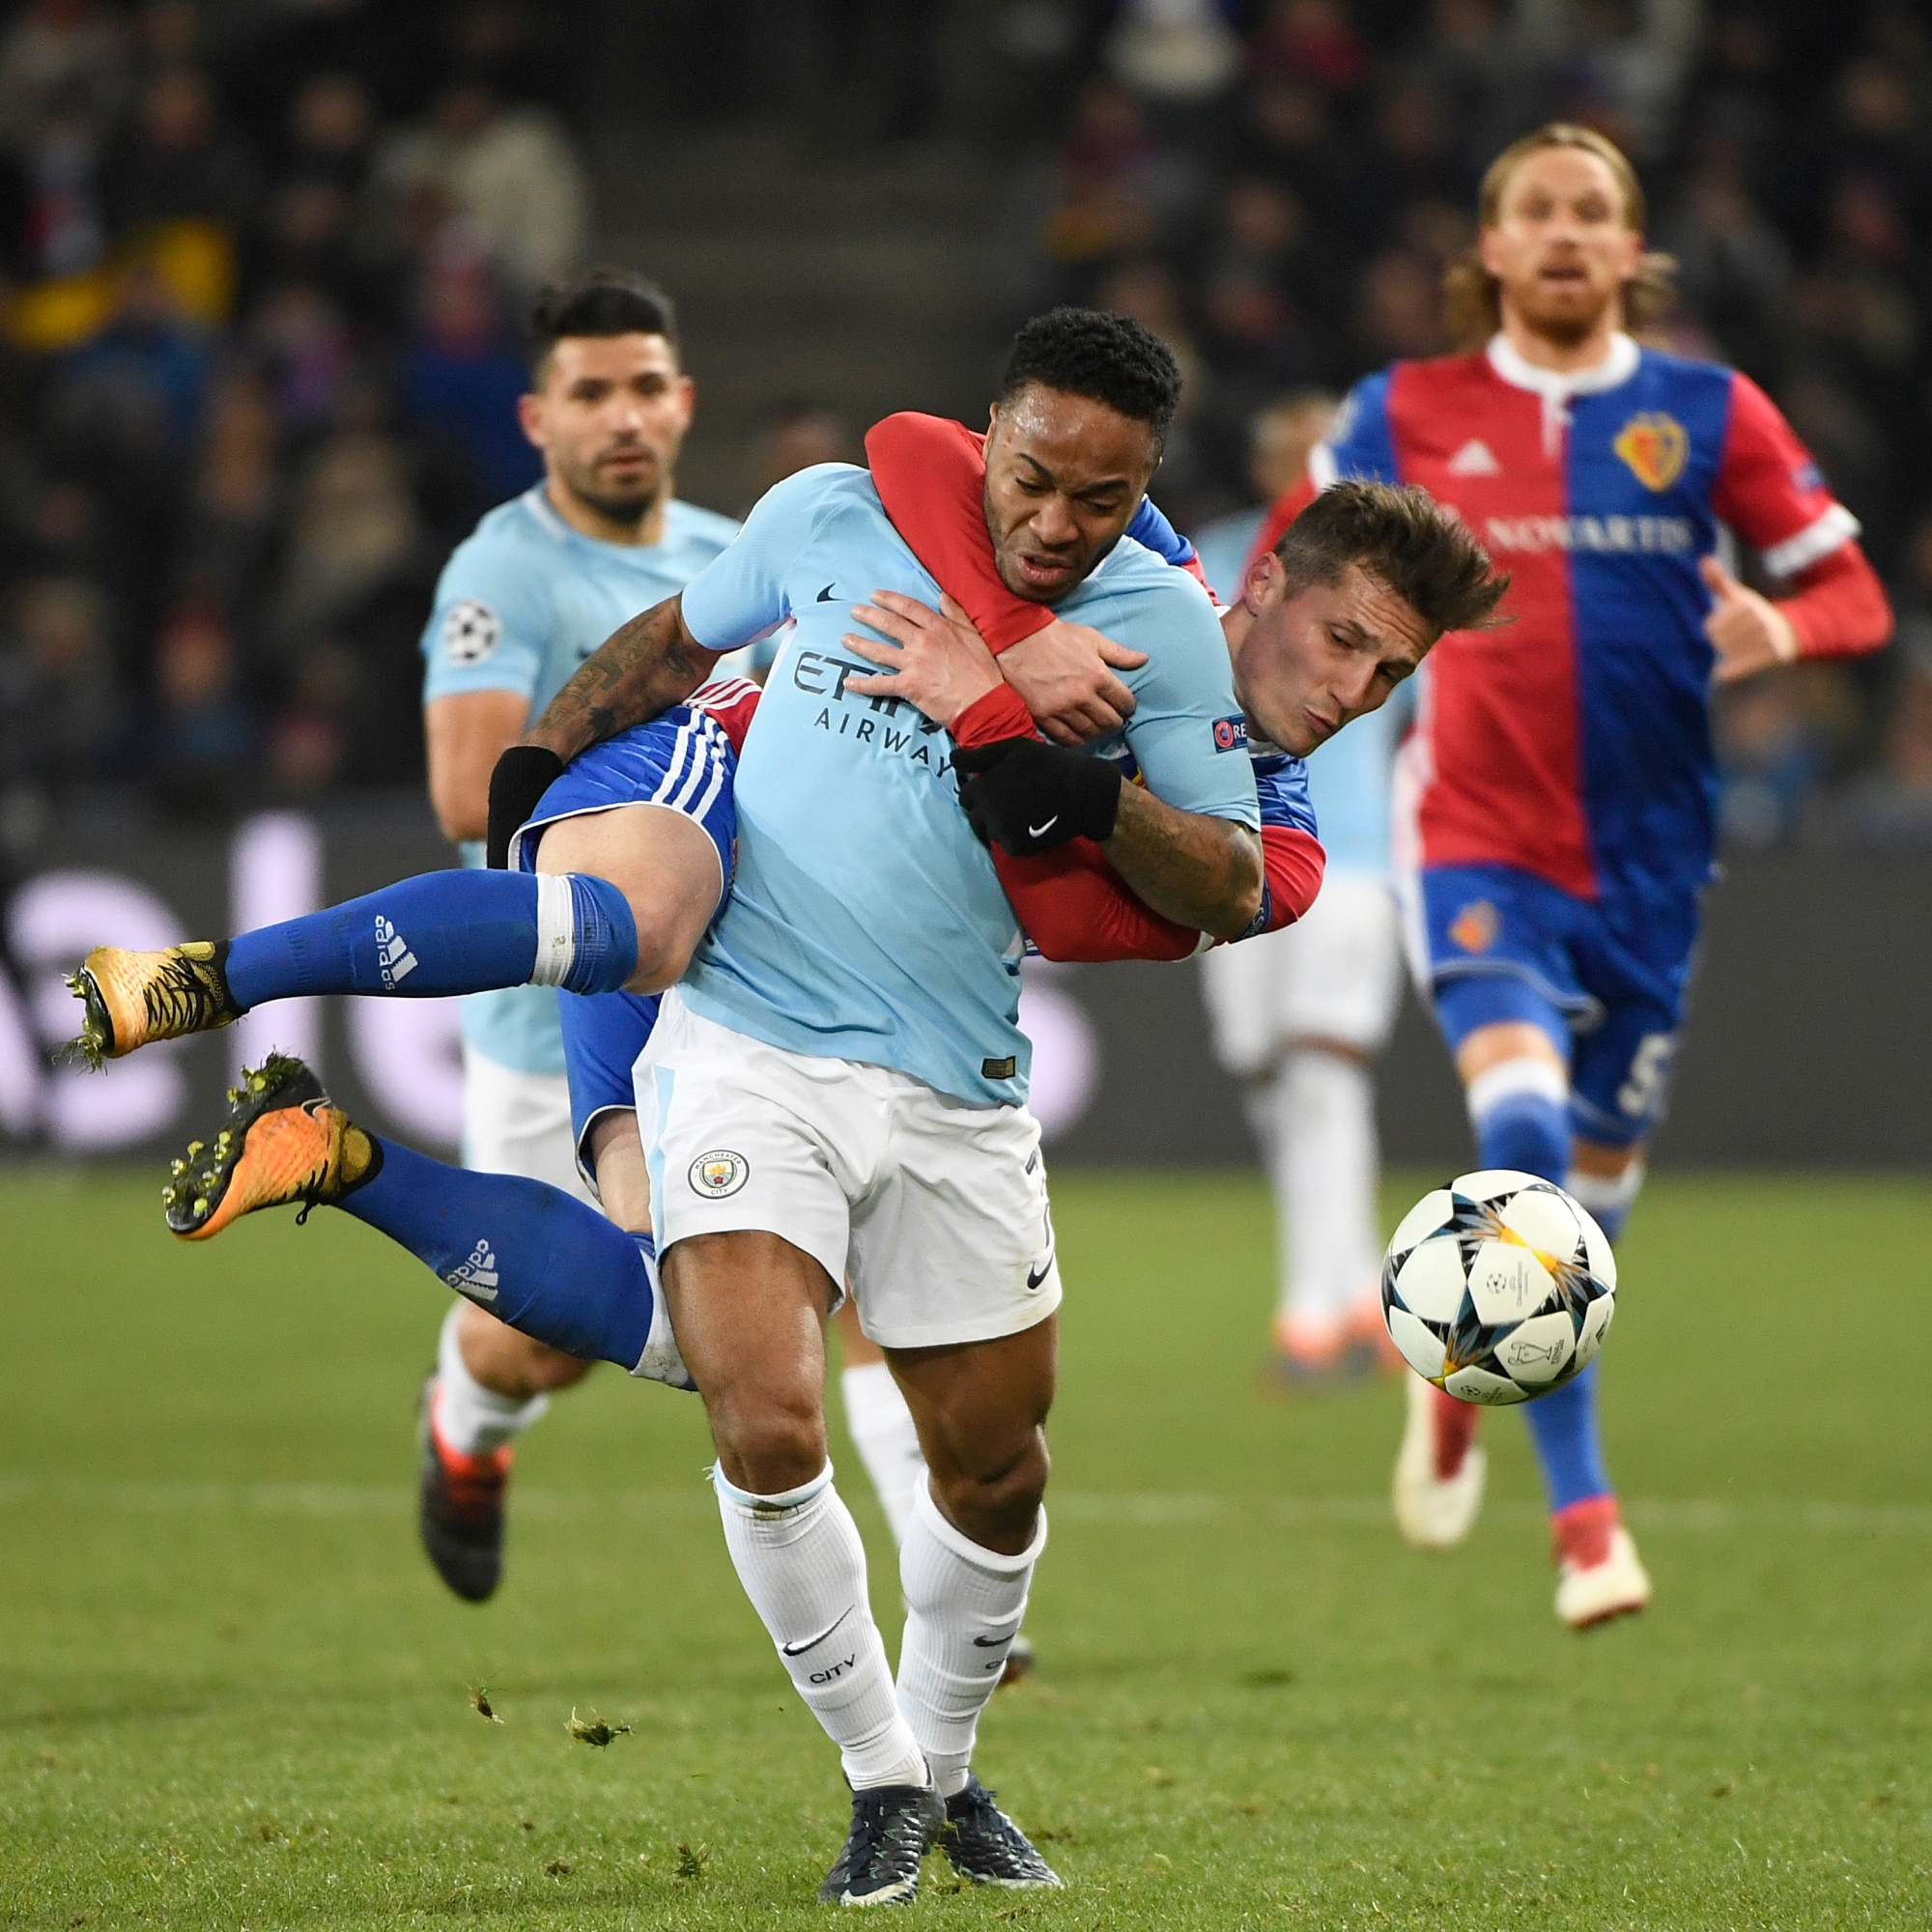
[415,270,734,1601]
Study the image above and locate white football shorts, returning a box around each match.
[1200,871,1403,1077]
[635,992,1061,1350]
[461,1043,600,1209]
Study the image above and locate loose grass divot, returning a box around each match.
[564,1708,630,1747]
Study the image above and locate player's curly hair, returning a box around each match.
[1441,124,1678,352]
[998,307,1182,448]
[528,268,679,376]
[1274,481,1510,639]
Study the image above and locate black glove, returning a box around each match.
[951,736,1123,857]
[486,744,565,869]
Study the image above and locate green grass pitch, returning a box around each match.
[3,1165,1929,1929]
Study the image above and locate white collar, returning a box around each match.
[1486,330,1639,401]
[1487,331,1639,456]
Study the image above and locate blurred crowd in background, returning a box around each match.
[0,0,595,838]
[1,0,1928,858]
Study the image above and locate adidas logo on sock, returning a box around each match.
[443,1239,500,1302]
[375,914,418,989]
[1447,439,1502,476]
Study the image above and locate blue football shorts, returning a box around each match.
[1414,861,1703,1147]
[512,704,738,894]
[514,705,739,1187]
[557,987,662,1187]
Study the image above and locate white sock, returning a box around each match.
[1270,1049,1382,1330]
[713,1461,926,1791]
[435,1301,548,1456]
[840,1361,927,1545]
[895,1478,1045,1798]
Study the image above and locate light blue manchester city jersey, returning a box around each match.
[678,464,1260,1107]
[420,486,739,1073]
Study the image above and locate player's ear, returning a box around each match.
[516,389,547,452]
[1243,548,1285,611]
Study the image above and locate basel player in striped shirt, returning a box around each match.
[1250,124,1893,1628]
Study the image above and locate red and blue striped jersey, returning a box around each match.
[1283,334,1864,906]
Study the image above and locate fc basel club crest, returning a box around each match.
[690,1151,749,1198]
[1449,900,1498,954]
[1612,412,1689,493]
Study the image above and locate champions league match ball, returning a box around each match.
[1380,1171,1617,1406]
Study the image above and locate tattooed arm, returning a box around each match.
[524,595,722,760]
[1102,784,1263,939]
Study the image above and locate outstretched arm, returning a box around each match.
[523,594,721,762]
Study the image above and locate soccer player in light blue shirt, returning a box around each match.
[512,310,1265,1902]
[414,270,733,1600]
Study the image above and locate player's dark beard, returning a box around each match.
[565,446,666,530]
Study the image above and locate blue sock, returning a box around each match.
[1473,1087,1570,1179]
[1467,1064,1614,1513]
[222,870,637,1007]
[339,1135,657,1369]
[1522,1360,1611,1511]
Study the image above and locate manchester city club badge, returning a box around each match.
[690,1150,750,1198]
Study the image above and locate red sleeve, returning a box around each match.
[951,686,1198,963]
[689,675,761,754]
[1256,824,1326,932]
[1712,372,1861,574]
[1779,541,1893,662]
[864,413,1052,652]
[1244,470,1317,579]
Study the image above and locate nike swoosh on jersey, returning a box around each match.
[780,1605,853,1657]
[816,582,838,602]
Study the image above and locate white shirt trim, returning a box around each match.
[1486,330,1640,400]
[1308,440,1340,492]
[1760,502,1861,580]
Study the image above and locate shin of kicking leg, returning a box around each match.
[671,1232,925,1790]
[339,1137,659,1368]
[1457,1020,1571,1184]
[1527,1136,1639,1515]
[886,1320,1055,1793]
[221,869,638,1009]
[1447,1027,1616,1514]
[534,804,722,997]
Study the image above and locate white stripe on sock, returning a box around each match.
[528,871,578,988]
[1465,1055,1569,1126]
